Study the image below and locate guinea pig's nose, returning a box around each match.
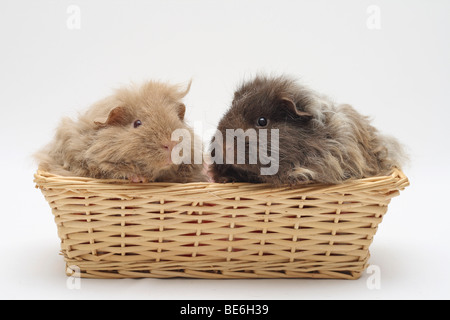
[162,141,178,152]
[162,141,180,165]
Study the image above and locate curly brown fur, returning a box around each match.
[209,75,406,186]
[35,80,208,183]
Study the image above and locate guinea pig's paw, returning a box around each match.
[127,174,148,183]
[288,167,316,183]
[215,176,237,184]
[285,176,311,187]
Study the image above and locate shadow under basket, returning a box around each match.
[34,168,409,280]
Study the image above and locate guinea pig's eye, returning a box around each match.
[257,117,268,127]
[133,120,142,128]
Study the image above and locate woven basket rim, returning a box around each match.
[34,167,409,196]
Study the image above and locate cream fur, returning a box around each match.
[34,80,208,183]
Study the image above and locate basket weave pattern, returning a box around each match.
[34,168,408,279]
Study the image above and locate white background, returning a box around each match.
[1,0,449,300]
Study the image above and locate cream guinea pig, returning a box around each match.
[35,80,208,183]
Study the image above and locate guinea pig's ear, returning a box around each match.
[182,80,192,97]
[281,97,313,119]
[176,103,186,120]
[94,106,131,128]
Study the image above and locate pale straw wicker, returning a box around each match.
[34,168,409,280]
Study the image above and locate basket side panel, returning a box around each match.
[34,169,406,279]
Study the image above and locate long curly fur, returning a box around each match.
[209,75,407,186]
[34,80,208,183]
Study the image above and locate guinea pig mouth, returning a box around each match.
[161,153,174,167]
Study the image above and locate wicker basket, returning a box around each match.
[34,168,408,280]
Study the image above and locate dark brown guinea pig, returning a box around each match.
[35,80,208,183]
[208,75,406,186]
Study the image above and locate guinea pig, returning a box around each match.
[35,80,208,183]
[208,75,407,186]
